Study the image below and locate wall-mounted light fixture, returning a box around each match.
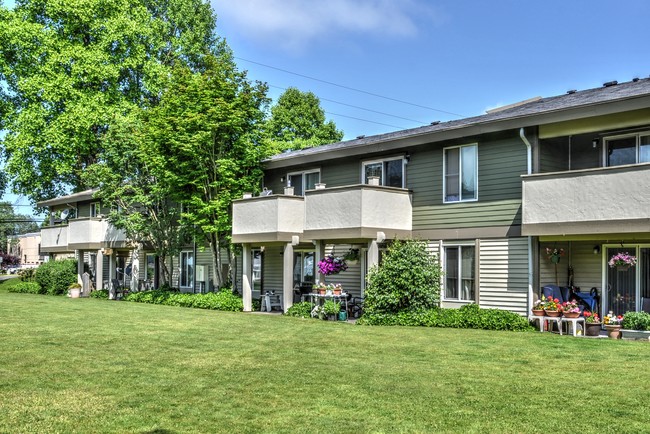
[405,152,411,163]
[592,139,598,149]
[593,245,600,255]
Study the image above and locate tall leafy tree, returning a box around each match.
[0,0,218,202]
[145,53,269,288]
[0,202,39,253]
[265,87,344,153]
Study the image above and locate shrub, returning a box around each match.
[90,289,109,299]
[357,304,534,332]
[18,268,36,282]
[285,302,312,318]
[622,311,650,331]
[34,259,77,295]
[8,281,43,294]
[364,239,441,315]
[123,288,243,311]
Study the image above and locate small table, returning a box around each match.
[307,293,349,316]
[529,315,563,333]
[561,317,586,337]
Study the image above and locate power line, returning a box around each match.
[324,111,406,130]
[237,57,465,118]
[268,84,428,126]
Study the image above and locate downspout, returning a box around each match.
[519,128,534,315]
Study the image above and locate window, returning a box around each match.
[444,144,477,202]
[606,132,650,167]
[363,157,405,187]
[252,249,263,292]
[444,245,475,301]
[287,170,320,196]
[145,254,156,285]
[90,203,100,218]
[179,251,194,289]
[293,251,315,286]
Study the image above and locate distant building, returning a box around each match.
[7,232,45,267]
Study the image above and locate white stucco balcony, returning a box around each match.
[40,218,127,252]
[303,185,412,240]
[40,225,70,253]
[232,195,305,243]
[522,163,650,236]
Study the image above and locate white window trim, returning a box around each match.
[286,169,321,195]
[179,250,194,289]
[442,143,478,204]
[361,156,407,188]
[90,202,100,218]
[604,131,650,166]
[441,242,476,302]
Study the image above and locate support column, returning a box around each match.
[76,250,84,286]
[96,249,104,290]
[283,242,294,312]
[314,240,324,283]
[108,252,116,300]
[242,243,252,312]
[367,240,379,271]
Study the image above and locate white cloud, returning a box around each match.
[214,0,443,53]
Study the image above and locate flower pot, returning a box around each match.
[333,289,341,295]
[605,324,622,339]
[544,310,561,317]
[69,288,81,298]
[616,265,630,272]
[563,312,580,318]
[585,322,602,337]
[532,309,545,317]
[327,314,337,321]
[319,289,326,295]
[621,329,650,340]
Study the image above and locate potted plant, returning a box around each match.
[318,255,348,275]
[68,283,82,298]
[532,298,545,316]
[545,247,565,285]
[313,281,327,295]
[330,283,343,295]
[603,312,624,339]
[343,248,360,265]
[322,300,340,320]
[561,300,581,318]
[543,296,562,317]
[621,311,650,339]
[608,252,637,271]
[583,311,602,336]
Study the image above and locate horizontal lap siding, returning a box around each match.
[539,241,601,291]
[323,244,362,298]
[479,238,529,315]
[262,247,283,294]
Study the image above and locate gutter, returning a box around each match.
[519,128,534,316]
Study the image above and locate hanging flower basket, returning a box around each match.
[317,255,348,275]
[608,252,637,269]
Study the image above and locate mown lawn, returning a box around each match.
[1,280,649,433]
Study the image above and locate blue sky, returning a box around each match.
[4,0,650,216]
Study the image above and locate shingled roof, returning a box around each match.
[266,77,650,166]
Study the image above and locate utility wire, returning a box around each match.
[268,84,428,126]
[237,57,465,118]
[324,111,406,130]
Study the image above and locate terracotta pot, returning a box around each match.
[532,309,545,317]
[333,289,341,295]
[585,322,602,337]
[319,289,326,295]
[544,310,561,317]
[605,324,622,339]
[563,312,580,318]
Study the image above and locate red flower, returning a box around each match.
[554,298,559,303]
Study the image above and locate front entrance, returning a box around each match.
[605,246,650,316]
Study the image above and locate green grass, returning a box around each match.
[1,281,650,433]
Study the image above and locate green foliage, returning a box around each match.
[357,304,534,332]
[284,301,313,318]
[0,202,39,250]
[18,267,36,282]
[90,289,109,299]
[323,300,341,315]
[7,281,43,294]
[264,87,343,153]
[123,288,243,311]
[622,311,650,331]
[364,239,441,315]
[0,0,221,201]
[34,259,78,295]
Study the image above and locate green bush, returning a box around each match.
[123,288,243,311]
[34,259,78,295]
[18,268,36,282]
[7,281,43,294]
[364,239,441,315]
[622,311,650,331]
[90,289,109,299]
[285,301,312,318]
[357,304,534,332]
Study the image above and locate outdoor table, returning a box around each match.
[307,292,349,315]
[560,317,586,337]
[529,315,563,334]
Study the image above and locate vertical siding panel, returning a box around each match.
[479,238,529,315]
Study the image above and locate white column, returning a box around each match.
[314,240,324,283]
[283,242,294,312]
[108,252,116,300]
[76,250,84,285]
[242,243,252,312]
[96,249,104,290]
[367,240,379,271]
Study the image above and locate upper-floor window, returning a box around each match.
[90,202,100,218]
[444,144,477,203]
[605,132,650,167]
[287,170,320,196]
[362,157,405,188]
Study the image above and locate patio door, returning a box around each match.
[605,247,650,316]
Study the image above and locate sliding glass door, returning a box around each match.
[605,246,650,316]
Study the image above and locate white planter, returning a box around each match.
[621,329,650,340]
[69,288,81,298]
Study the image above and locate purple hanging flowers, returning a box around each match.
[318,255,348,275]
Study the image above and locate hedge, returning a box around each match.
[7,281,44,294]
[34,259,77,295]
[357,304,534,331]
[123,289,243,311]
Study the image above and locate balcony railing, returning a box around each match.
[41,224,69,252]
[40,218,127,252]
[522,163,650,236]
[232,195,305,243]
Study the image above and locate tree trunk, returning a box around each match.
[210,233,224,290]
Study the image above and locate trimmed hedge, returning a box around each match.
[7,281,44,294]
[34,259,77,295]
[123,289,243,311]
[622,311,650,331]
[357,304,534,332]
[285,301,312,318]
